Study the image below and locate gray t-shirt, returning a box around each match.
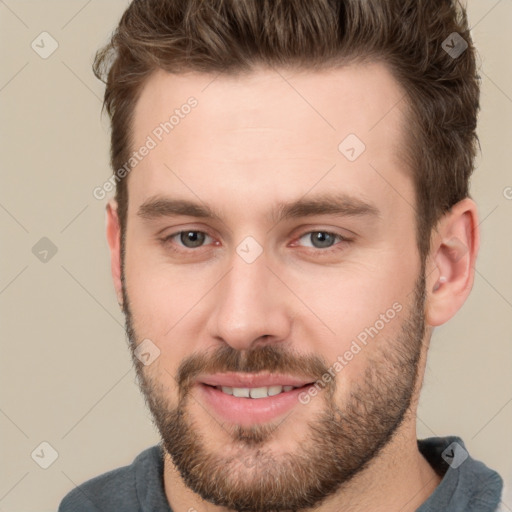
[58,435,503,511]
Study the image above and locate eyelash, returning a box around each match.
[159,229,351,255]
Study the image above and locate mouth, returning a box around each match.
[195,373,316,426]
[210,384,303,399]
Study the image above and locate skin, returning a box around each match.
[106,62,479,511]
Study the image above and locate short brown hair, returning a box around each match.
[93,0,480,262]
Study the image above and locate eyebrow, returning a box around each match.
[137,193,380,225]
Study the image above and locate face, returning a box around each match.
[120,63,427,511]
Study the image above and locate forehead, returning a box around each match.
[128,62,412,219]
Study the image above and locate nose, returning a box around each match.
[207,249,292,351]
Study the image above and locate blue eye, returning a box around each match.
[297,231,346,249]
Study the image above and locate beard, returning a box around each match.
[121,268,426,512]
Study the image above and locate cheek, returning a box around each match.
[288,254,415,379]
[123,234,200,370]
[125,268,197,400]
[307,291,408,403]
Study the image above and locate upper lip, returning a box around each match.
[198,373,315,388]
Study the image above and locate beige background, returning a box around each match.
[0,1,511,511]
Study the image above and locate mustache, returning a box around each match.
[176,343,332,397]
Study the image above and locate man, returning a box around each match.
[59,0,504,510]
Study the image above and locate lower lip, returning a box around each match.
[197,384,313,426]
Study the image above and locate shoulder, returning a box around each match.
[58,445,163,512]
[417,436,503,512]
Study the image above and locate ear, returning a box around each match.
[105,199,124,308]
[424,197,480,326]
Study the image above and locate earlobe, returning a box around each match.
[105,199,124,309]
[425,198,480,327]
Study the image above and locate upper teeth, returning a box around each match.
[219,385,296,398]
